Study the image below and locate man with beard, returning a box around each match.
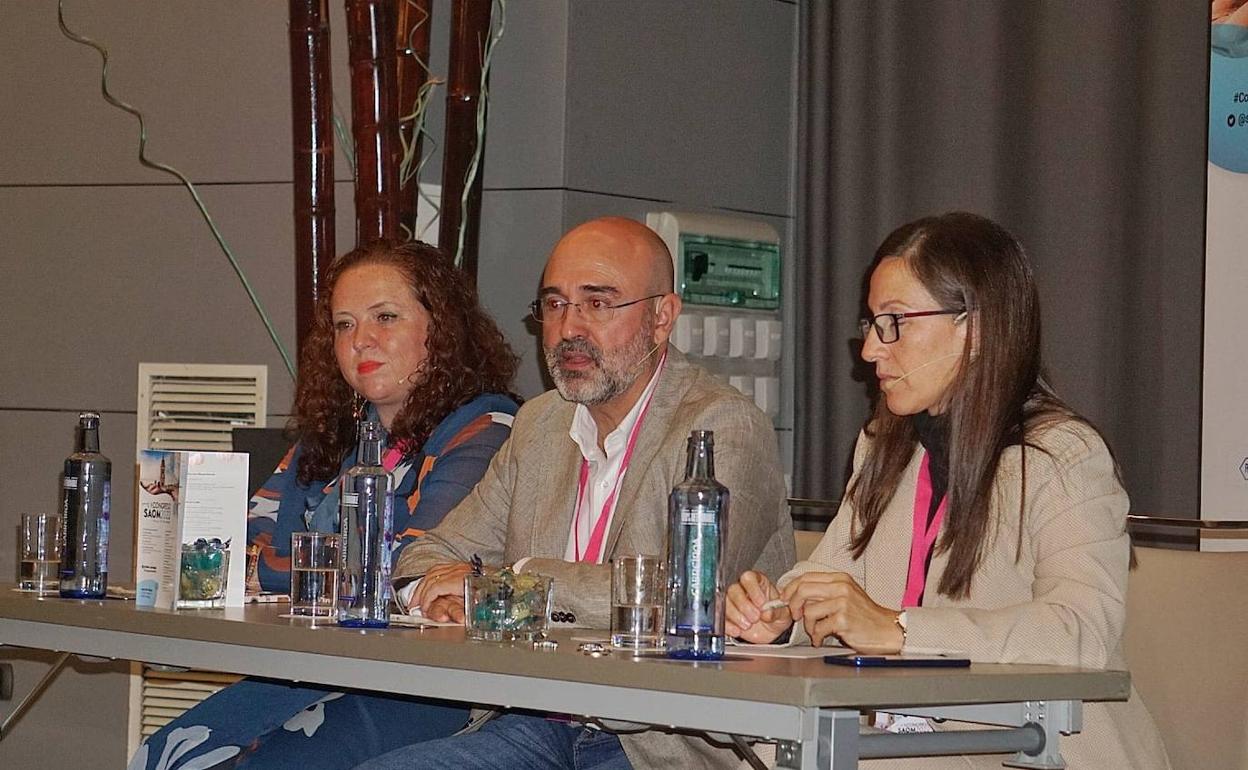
[371,216,793,770]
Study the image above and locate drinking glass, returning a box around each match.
[290,532,340,617]
[611,554,665,649]
[19,513,62,594]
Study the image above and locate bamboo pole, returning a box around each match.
[396,0,432,239]
[289,0,336,356]
[439,0,492,278]
[345,0,400,245]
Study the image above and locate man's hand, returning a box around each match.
[725,570,793,643]
[424,594,466,623]
[781,571,903,652]
[414,561,473,622]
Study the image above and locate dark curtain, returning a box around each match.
[794,2,1208,518]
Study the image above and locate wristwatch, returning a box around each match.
[894,610,909,647]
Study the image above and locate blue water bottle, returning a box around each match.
[665,430,728,659]
[59,411,111,599]
[338,421,394,627]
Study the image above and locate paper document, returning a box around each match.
[390,609,462,628]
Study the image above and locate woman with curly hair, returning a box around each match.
[131,240,520,770]
[249,239,520,587]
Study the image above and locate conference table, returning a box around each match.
[0,588,1129,769]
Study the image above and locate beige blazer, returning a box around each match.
[393,348,795,769]
[783,419,1170,769]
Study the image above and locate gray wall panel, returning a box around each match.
[0,2,347,185]
[478,1,569,190]
[475,189,567,400]
[0,184,303,413]
[564,0,794,215]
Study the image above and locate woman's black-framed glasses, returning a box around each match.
[530,294,664,324]
[858,309,964,344]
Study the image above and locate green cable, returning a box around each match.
[57,1,297,381]
[332,95,356,174]
[398,3,441,243]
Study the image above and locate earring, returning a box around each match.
[351,390,366,422]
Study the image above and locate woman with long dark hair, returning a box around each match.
[132,240,520,770]
[727,212,1169,768]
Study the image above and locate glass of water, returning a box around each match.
[19,513,62,594]
[290,532,340,617]
[611,555,665,650]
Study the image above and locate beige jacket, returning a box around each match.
[393,348,795,769]
[782,419,1170,769]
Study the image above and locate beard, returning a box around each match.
[544,322,655,406]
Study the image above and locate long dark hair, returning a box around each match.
[848,212,1085,598]
[291,240,518,484]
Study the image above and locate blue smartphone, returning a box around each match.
[824,653,970,668]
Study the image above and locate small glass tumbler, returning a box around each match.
[177,539,230,609]
[611,555,666,650]
[464,569,553,642]
[290,532,340,618]
[19,513,63,594]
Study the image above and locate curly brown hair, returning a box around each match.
[291,240,518,484]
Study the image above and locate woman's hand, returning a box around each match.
[725,570,794,643]
[781,571,904,653]
[414,561,472,622]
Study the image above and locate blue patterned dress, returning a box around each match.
[129,394,517,770]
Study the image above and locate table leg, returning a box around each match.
[0,651,70,741]
[775,708,860,769]
[1002,701,1081,769]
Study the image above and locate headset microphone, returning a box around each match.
[881,352,960,390]
[630,342,663,373]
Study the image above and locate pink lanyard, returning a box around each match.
[381,442,409,472]
[902,452,947,608]
[571,360,663,563]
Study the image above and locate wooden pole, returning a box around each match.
[396,0,432,240]
[345,0,400,245]
[439,0,492,278]
[289,0,336,357]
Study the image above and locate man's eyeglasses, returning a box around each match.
[858,309,964,344]
[530,294,664,324]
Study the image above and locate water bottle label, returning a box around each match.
[63,477,78,490]
[342,492,359,506]
[99,480,111,572]
[98,519,110,572]
[680,505,716,525]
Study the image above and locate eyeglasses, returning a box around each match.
[858,309,964,344]
[529,294,664,324]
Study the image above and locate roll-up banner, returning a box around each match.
[1203,2,1248,550]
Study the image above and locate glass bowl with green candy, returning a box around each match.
[178,537,231,609]
[463,566,553,642]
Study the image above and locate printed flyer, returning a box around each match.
[134,450,249,607]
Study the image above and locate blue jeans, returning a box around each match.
[354,712,633,770]
[129,678,469,769]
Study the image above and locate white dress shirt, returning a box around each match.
[561,356,666,563]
